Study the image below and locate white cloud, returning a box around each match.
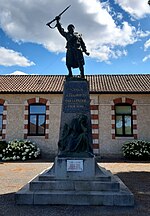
[61,57,66,63]
[143,55,150,62]
[144,39,150,51]
[0,47,35,66]
[6,71,37,75]
[7,71,29,75]
[0,0,149,63]
[90,45,127,63]
[115,0,150,19]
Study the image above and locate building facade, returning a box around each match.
[0,75,150,158]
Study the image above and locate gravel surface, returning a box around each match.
[0,160,150,216]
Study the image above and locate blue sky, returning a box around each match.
[0,0,150,76]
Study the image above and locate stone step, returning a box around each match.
[15,159,134,206]
[30,180,120,192]
[16,185,134,206]
[95,175,111,182]
[39,175,55,181]
[39,174,111,182]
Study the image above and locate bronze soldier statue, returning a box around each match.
[55,16,90,78]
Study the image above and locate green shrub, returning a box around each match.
[122,140,150,160]
[2,140,40,161]
[0,141,8,158]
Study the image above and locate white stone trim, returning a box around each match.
[27,135,45,139]
[91,119,98,124]
[24,120,28,125]
[111,129,115,134]
[111,110,115,115]
[46,120,49,124]
[115,136,134,140]
[3,120,7,125]
[4,101,8,105]
[3,110,7,115]
[133,110,137,115]
[93,139,99,144]
[46,101,50,105]
[92,129,99,134]
[2,129,6,134]
[111,120,115,124]
[24,110,28,115]
[36,97,39,103]
[122,97,126,103]
[23,129,28,134]
[46,110,50,115]
[93,149,99,154]
[91,110,98,115]
[133,129,138,134]
[45,129,49,134]
[133,120,137,125]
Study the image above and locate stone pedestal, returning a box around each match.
[16,156,134,206]
[58,78,93,157]
[15,77,134,206]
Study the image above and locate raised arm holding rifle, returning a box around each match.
[46,5,90,78]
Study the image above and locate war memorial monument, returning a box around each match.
[16,7,134,206]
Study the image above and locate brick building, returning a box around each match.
[0,74,150,158]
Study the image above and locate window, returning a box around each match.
[0,105,3,136]
[28,104,46,136]
[115,104,133,136]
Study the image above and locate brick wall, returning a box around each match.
[0,99,7,140]
[90,105,99,154]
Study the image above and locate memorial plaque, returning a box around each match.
[67,160,83,172]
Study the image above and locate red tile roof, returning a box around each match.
[0,74,149,93]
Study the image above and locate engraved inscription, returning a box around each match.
[67,160,83,172]
[63,82,90,113]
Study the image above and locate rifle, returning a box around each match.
[46,5,71,29]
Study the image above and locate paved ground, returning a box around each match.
[0,160,150,216]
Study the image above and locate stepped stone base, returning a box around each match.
[15,157,134,206]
